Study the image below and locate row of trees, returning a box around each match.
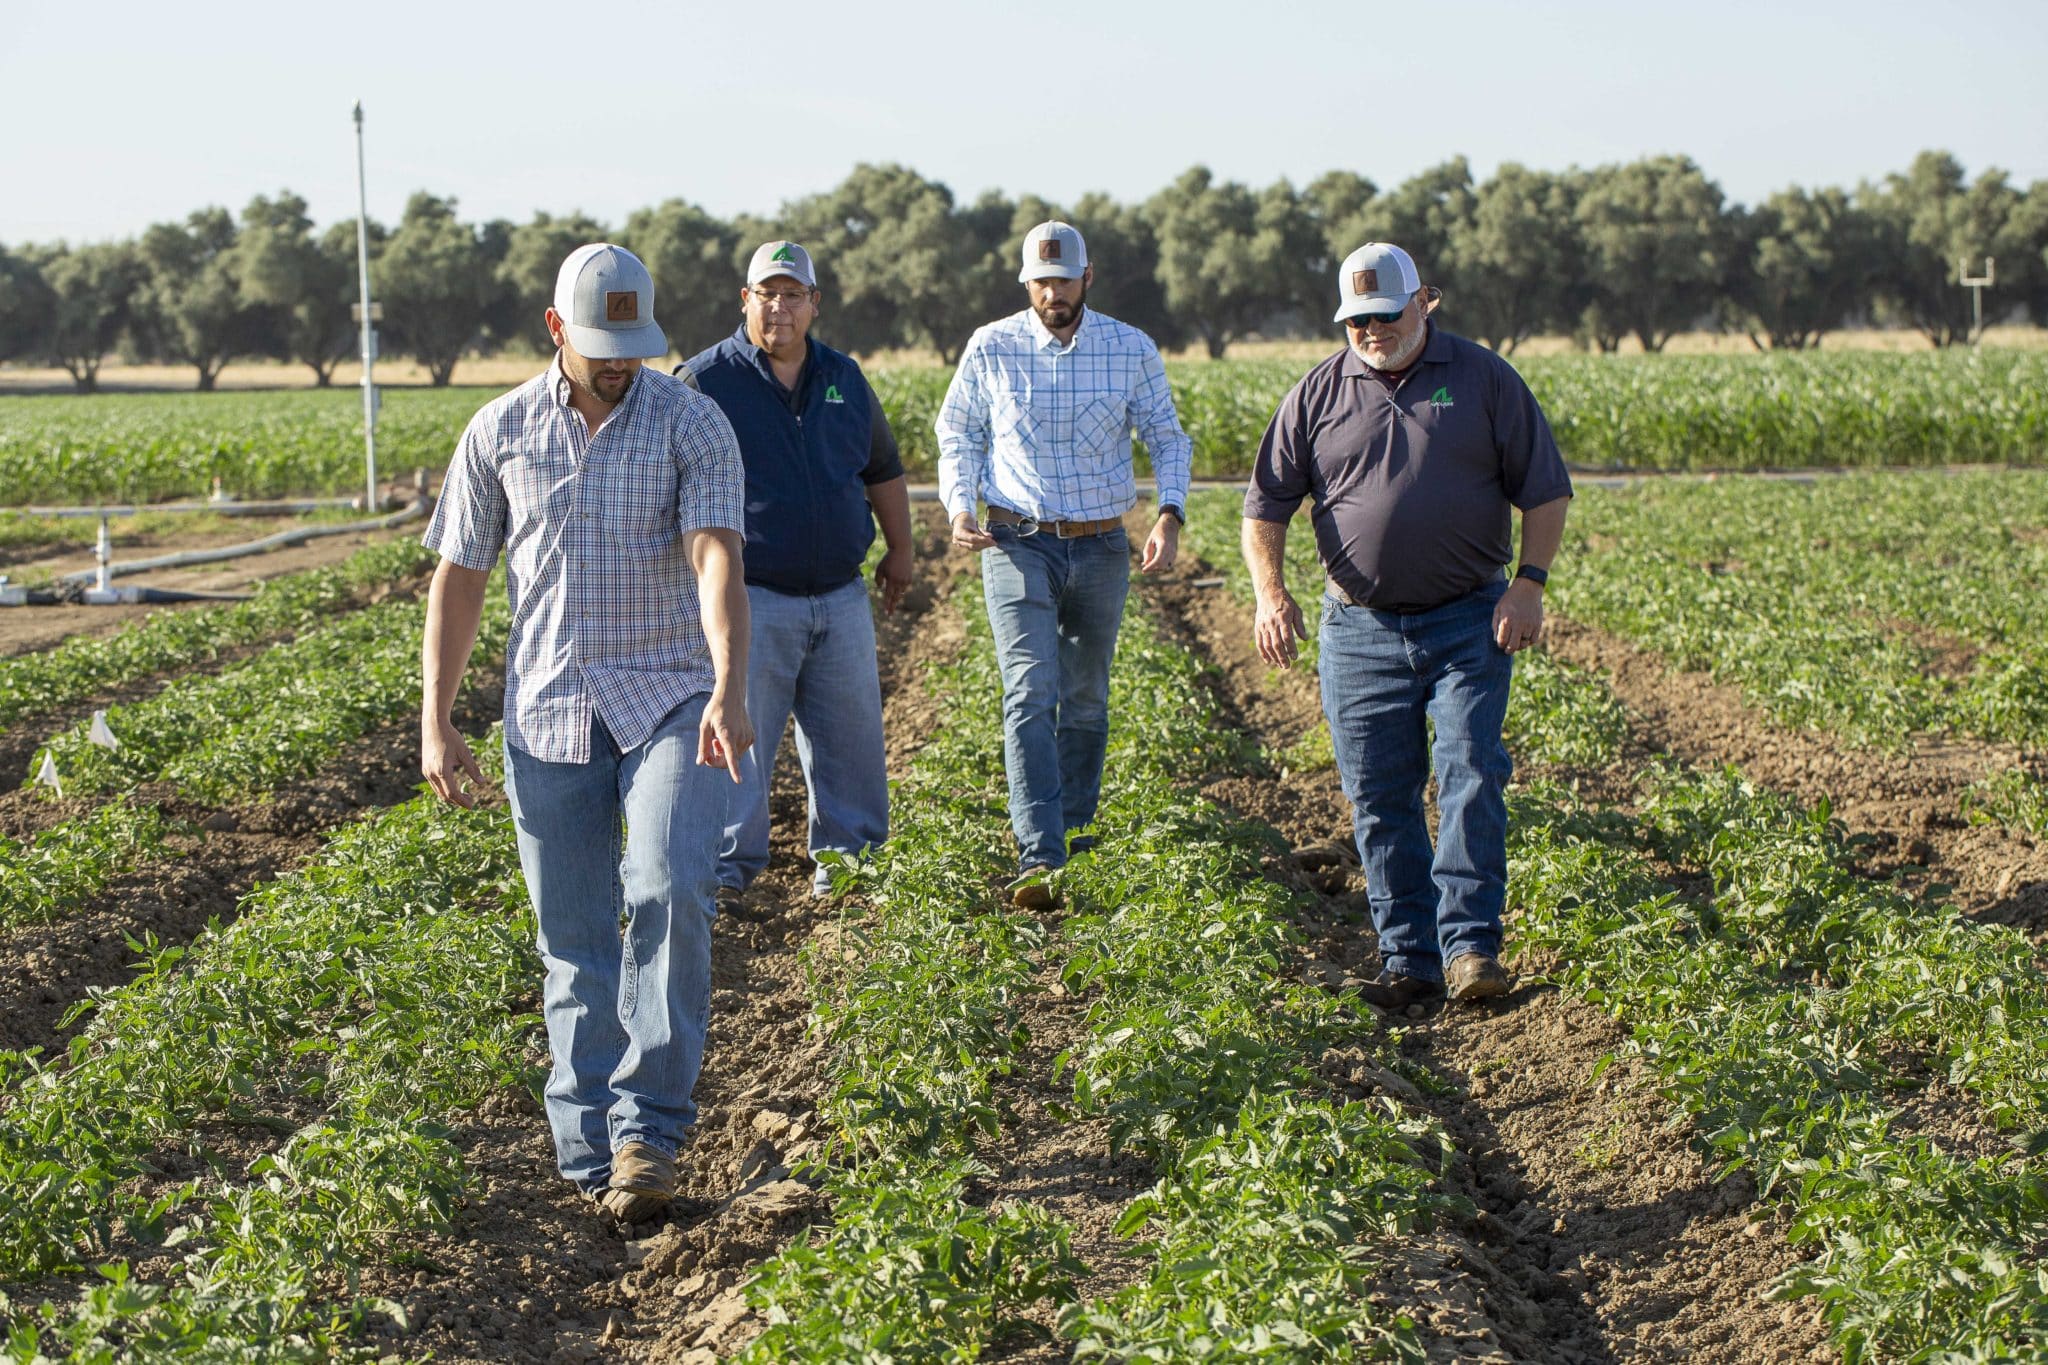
[3,151,2045,391]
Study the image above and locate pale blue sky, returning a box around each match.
[3,0,2043,245]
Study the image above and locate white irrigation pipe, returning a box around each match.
[55,496,431,586]
[2,496,374,519]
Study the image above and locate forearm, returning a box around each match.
[421,561,489,727]
[935,442,984,521]
[867,475,913,550]
[1241,516,1292,601]
[693,529,750,694]
[1515,497,1570,571]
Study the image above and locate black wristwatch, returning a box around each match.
[1514,563,1549,588]
[1160,504,1185,526]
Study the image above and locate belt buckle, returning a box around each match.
[1055,519,1080,539]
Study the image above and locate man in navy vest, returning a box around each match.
[680,241,913,903]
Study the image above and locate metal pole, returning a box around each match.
[1959,256,1995,346]
[353,102,379,511]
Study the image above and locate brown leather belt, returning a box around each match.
[986,505,1122,539]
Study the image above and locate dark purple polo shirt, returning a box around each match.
[1242,326,1573,612]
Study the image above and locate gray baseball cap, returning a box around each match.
[553,243,667,360]
[1019,221,1087,282]
[747,240,817,288]
[1334,242,1422,323]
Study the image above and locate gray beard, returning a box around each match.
[1353,327,1426,372]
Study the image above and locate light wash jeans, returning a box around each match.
[502,697,728,1193]
[718,578,890,896]
[981,523,1131,871]
[1319,579,1515,984]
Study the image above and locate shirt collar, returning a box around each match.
[733,322,812,386]
[1026,305,1089,353]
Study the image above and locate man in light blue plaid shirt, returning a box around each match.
[937,221,1193,907]
[420,243,751,1224]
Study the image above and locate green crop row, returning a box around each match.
[0,537,435,733]
[1052,606,1461,1360]
[31,570,508,803]
[0,800,171,931]
[1964,767,2048,839]
[1511,766,2048,1359]
[8,350,2047,507]
[0,387,492,506]
[0,739,531,1358]
[741,600,1085,1359]
[1553,469,2048,754]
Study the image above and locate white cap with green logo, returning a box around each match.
[747,240,817,288]
[1019,221,1087,282]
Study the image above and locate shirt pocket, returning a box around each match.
[991,390,1037,447]
[592,451,678,557]
[501,445,576,538]
[1074,396,1129,453]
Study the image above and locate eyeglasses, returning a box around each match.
[1344,307,1406,329]
[749,288,812,309]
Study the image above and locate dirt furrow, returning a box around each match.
[1543,616,2048,936]
[1139,570,1829,1364]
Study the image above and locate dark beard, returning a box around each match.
[1032,282,1088,330]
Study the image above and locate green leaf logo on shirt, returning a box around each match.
[824,384,845,404]
[1429,386,1455,409]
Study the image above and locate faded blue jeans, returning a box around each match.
[981,523,1130,871]
[1319,579,1515,984]
[719,578,890,897]
[502,697,728,1193]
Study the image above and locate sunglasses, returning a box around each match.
[1344,307,1406,329]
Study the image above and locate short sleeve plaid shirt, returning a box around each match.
[934,308,1193,524]
[424,355,746,763]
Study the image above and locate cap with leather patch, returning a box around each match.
[1334,242,1421,323]
[1019,221,1087,282]
[553,243,667,360]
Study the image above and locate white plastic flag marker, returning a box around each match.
[34,752,61,796]
[88,710,120,752]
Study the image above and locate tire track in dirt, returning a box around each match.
[1139,569,1830,1364]
[352,507,981,1364]
[1544,616,2048,937]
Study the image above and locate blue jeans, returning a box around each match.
[1319,580,1514,984]
[502,697,729,1192]
[719,578,890,896]
[981,523,1131,871]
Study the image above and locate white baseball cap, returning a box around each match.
[1333,242,1421,323]
[747,240,817,288]
[553,243,667,360]
[1019,221,1087,282]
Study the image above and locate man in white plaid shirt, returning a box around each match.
[420,243,752,1223]
[937,221,1193,907]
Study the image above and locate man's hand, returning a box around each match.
[950,510,996,552]
[1139,515,1179,574]
[875,543,913,613]
[1493,579,1546,653]
[698,687,755,782]
[422,718,487,808]
[1254,590,1308,667]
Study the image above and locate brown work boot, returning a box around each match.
[1006,866,1061,911]
[1446,953,1512,1003]
[1355,968,1446,1010]
[599,1141,675,1224]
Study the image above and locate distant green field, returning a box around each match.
[4,350,2045,505]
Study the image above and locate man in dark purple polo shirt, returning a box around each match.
[1241,242,1573,1008]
